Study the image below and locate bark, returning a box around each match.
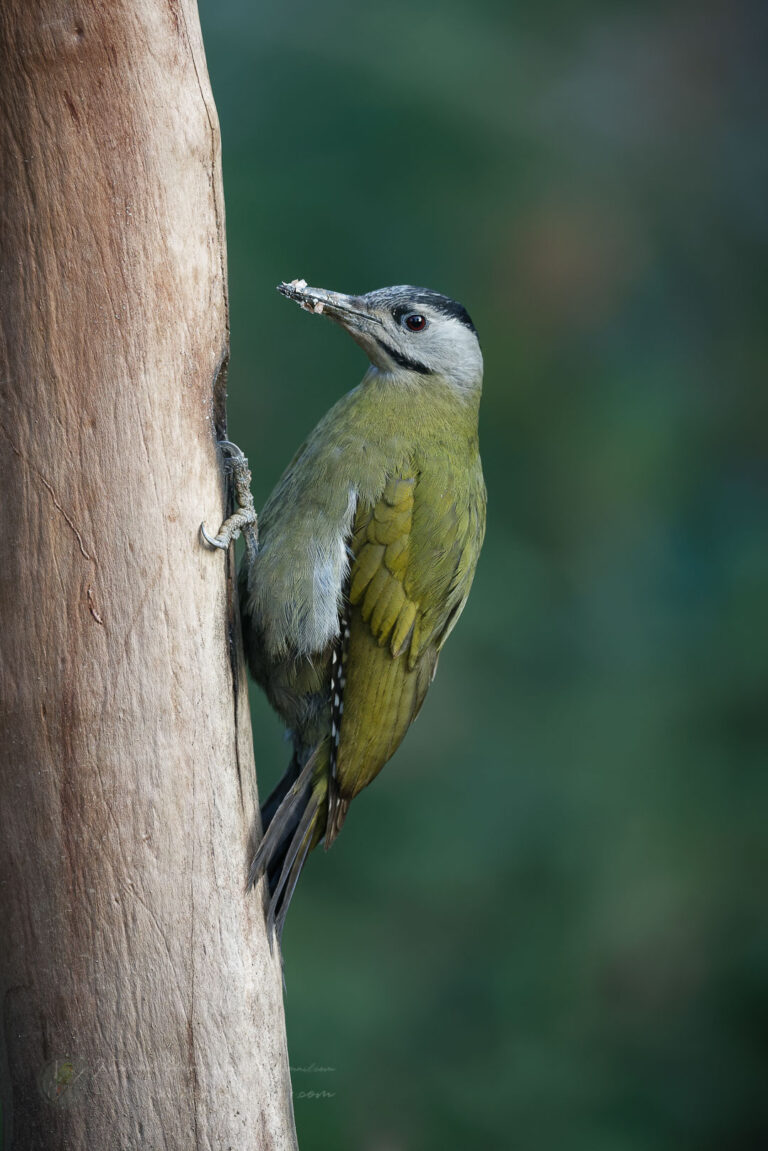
[0,2,297,1147]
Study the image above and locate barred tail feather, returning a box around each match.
[269,795,319,944]
[248,746,326,946]
[260,751,301,832]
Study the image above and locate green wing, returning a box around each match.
[325,460,485,843]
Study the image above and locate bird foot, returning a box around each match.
[200,440,258,560]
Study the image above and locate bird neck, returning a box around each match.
[357,365,482,437]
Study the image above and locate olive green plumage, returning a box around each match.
[240,281,485,940]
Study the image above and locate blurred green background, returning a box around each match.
[199,2,768,1147]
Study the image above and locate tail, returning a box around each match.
[249,746,327,945]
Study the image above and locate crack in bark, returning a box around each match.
[86,584,104,624]
[0,419,95,562]
[175,1,229,335]
[228,607,245,811]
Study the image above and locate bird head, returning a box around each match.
[278,280,482,394]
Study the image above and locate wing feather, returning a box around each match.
[324,459,484,841]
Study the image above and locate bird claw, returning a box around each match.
[200,439,258,557]
[199,521,230,549]
[217,440,245,469]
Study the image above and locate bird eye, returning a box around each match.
[404,313,427,332]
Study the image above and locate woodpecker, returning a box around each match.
[203,281,486,942]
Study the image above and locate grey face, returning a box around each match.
[277,281,483,393]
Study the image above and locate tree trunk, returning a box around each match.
[0,2,297,1147]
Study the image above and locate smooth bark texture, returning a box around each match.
[0,2,297,1147]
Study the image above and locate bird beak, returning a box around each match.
[277,280,382,332]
